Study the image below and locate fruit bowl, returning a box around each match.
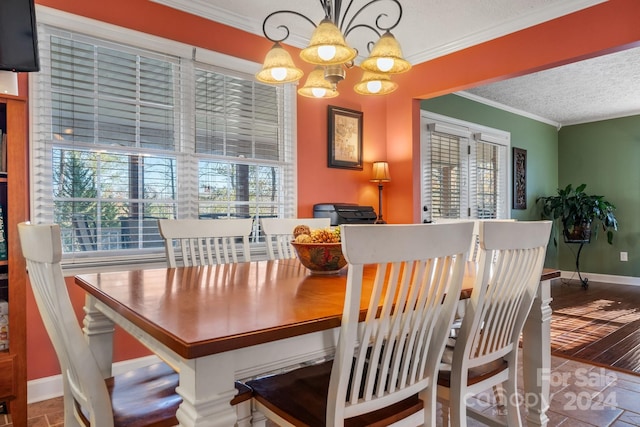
[291,241,347,274]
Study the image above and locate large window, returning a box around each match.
[30,16,296,265]
[420,111,510,223]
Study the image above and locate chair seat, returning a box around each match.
[438,350,509,389]
[248,360,423,427]
[231,381,253,406]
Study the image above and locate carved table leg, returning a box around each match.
[82,294,115,378]
[175,352,239,427]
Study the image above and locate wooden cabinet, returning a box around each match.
[0,95,28,426]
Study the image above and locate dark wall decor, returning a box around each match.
[513,147,527,209]
[328,106,363,170]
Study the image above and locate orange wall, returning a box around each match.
[26,0,640,381]
[382,0,640,224]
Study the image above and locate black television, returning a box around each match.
[0,0,40,72]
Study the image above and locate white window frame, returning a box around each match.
[420,111,511,223]
[29,6,297,271]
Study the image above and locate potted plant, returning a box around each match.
[537,184,619,245]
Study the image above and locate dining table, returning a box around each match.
[74,258,559,427]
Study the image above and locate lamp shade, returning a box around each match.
[371,161,391,182]
[256,42,304,84]
[300,19,357,65]
[354,71,398,95]
[360,31,411,74]
[298,66,339,98]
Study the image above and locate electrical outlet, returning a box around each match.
[620,252,628,262]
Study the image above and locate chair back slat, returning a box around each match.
[158,218,253,267]
[261,217,331,260]
[436,218,516,262]
[18,223,115,425]
[327,222,473,424]
[461,221,551,366]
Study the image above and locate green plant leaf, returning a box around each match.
[537,184,618,245]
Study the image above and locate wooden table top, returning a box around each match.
[75,259,560,359]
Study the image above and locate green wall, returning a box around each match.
[558,116,640,276]
[421,94,560,266]
[421,94,640,278]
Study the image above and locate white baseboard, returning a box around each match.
[560,271,640,287]
[27,355,161,404]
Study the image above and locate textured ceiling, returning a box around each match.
[463,46,640,127]
[153,0,638,126]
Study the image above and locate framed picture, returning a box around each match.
[327,106,363,170]
[512,147,527,209]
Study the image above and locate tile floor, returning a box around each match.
[1,355,639,426]
[457,356,640,427]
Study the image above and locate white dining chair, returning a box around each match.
[18,222,182,427]
[247,222,474,427]
[260,217,331,260]
[449,218,518,325]
[437,220,552,427]
[158,218,253,267]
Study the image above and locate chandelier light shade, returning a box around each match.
[360,31,412,74]
[298,66,339,98]
[256,42,304,84]
[258,0,409,97]
[299,19,357,65]
[354,71,398,96]
[371,161,391,224]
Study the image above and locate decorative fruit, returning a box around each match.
[294,234,313,243]
[293,225,311,238]
[292,225,341,243]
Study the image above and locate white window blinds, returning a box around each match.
[421,112,510,223]
[30,22,296,264]
[429,131,464,218]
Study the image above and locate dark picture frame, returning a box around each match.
[512,147,527,209]
[327,105,363,170]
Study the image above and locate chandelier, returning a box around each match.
[255,0,411,98]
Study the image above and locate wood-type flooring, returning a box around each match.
[551,279,640,375]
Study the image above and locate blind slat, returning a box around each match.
[31,23,296,263]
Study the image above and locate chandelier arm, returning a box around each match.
[337,0,353,29]
[342,0,403,35]
[262,10,318,43]
[343,23,382,44]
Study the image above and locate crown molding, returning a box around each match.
[455,91,561,128]
[406,0,605,64]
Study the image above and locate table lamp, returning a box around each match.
[370,161,391,224]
